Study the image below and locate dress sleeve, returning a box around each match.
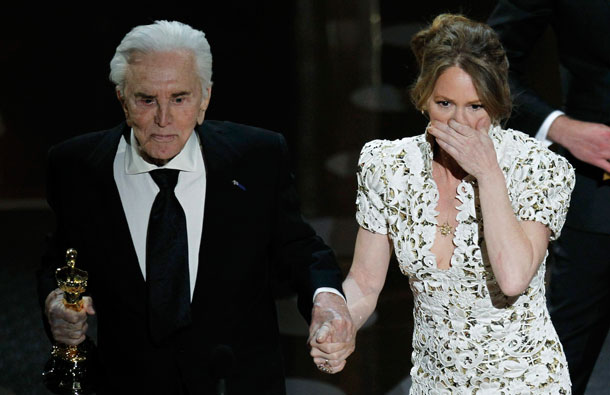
[355,140,388,234]
[510,148,575,241]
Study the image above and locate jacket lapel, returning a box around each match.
[86,123,144,284]
[192,122,242,304]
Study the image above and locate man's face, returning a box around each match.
[118,50,211,165]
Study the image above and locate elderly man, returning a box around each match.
[38,20,354,394]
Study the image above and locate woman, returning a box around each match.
[343,14,574,393]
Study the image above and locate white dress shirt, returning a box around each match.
[114,130,205,300]
[113,129,342,303]
[535,110,565,147]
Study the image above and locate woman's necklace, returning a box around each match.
[432,147,461,238]
[437,216,453,237]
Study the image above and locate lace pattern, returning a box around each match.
[356,126,575,394]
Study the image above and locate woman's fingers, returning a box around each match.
[313,357,347,374]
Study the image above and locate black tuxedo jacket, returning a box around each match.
[38,121,343,394]
[489,0,610,233]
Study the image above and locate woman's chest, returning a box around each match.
[385,173,489,280]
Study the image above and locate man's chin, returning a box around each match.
[141,150,179,166]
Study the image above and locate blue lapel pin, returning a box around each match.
[232,180,246,191]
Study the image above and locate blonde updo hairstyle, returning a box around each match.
[410,14,511,125]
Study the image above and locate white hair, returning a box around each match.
[109,20,213,98]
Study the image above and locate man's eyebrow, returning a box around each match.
[133,92,192,99]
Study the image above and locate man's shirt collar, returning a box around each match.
[125,129,200,174]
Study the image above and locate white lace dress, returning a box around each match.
[356,126,575,394]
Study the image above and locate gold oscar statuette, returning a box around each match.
[43,248,98,395]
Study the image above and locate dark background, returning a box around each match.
[4,2,596,395]
[0,2,504,202]
[0,5,299,199]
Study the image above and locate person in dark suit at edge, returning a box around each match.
[38,20,355,394]
[488,1,610,393]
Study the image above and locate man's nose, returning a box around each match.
[155,103,172,127]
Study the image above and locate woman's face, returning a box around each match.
[425,66,491,131]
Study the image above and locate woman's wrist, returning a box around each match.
[473,163,504,185]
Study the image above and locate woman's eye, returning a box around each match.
[471,104,484,110]
[437,101,450,107]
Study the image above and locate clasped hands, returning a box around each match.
[308,292,356,374]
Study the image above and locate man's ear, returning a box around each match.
[197,86,212,125]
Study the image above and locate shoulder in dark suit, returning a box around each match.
[488,0,610,233]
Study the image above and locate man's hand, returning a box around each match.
[548,116,610,173]
[45,288,95,346]
[308,292,355,374]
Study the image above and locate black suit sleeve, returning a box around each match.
[37,139,96,340]
[37,146,69,340]
[38,147,63,306]
[488,0,557,136]
[271,133,344,323]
